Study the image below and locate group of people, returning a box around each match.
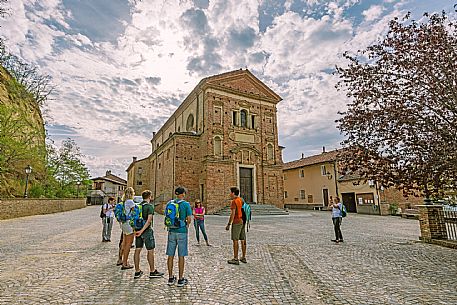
[100,186,248,287]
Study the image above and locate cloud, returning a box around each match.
[2,0,453,178]
[362,5,384,21]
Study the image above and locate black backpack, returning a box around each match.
[100,204,106,219]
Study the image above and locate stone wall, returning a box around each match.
[0,198,86,220]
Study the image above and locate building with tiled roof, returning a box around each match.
[127,69,284,212]
[88,170,127,204]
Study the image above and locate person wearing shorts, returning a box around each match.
[166,187,192,287]
[226,187,247,265]
[119,187,135,270]
[133,190,164,279]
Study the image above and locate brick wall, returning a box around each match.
[0,199,86,220]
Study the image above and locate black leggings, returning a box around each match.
[332,217,343,241]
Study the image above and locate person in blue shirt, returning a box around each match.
[166,187,192,287]
[330,196,344,243]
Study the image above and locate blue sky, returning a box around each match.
[0,0,454,178]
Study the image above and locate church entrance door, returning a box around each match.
[239,167,253,203]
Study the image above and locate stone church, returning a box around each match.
[127,69,284,212]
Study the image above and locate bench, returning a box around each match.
[401,209,420,219]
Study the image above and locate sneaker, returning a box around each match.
[338,239,344,243]
[167,276,177,286]
[177,278,188,287]
[149,270,164,278]
[134,270,143,279]
[240,257,247,264]
[227,258,240,265]
[331,239,338,243]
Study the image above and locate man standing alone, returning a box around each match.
[133,190,164,279]
[226,187,247,265]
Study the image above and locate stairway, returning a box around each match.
[213,204,289,216]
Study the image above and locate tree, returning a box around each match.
[336,11,457,200]
[47,138,90,189]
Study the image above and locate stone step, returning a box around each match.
[213,204,289,216]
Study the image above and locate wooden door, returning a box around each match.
[342,192,357,213]
[323,189,329,206]
[239,167,253,203]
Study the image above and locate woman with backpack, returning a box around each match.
[119,187,136,269]
[193,200,210,246]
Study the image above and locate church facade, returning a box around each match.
[127,69,284,212]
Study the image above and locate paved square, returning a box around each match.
[0,206,456,304]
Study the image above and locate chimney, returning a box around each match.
[133,157,137,162]
[105,170,111,176]
[301,153,304,159]
[322,146,326,153]
[152,131,156,137]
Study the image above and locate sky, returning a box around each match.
[0,0,455,179]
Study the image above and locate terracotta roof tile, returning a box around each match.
[283,150,340,170]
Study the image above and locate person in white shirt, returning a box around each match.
[329,197,344,243]
[102,197,115,242]
[120,187,136,269]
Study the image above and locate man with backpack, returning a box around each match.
[164,187,192,287]
[101,197,115,242]
[225,187,247,265]
[132,190,164,279]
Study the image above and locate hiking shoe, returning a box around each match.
[177,278,188,287]
[149,270,164,278]
[227,258,239,265]
[240,257,247,264]
[134,270,143,279]
[167,276,176,286]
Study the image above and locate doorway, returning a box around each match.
[239,167,253,203]
[323,189,329,206]
[341,192,357,213]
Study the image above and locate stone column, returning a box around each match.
[418,205,447,241]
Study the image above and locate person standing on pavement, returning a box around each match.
[329,196,344,243]
[133,190,164,279]
[102,197,115,242]
[120,187,136,269]
[193,199,210,246]
[166,187,192,287]
[226,187,247,265]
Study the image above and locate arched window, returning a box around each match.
[267,143,274,161]
[214,136,222,156]
[240,110,247,128]
[186,114,194,131]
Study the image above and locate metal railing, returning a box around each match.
[443,206,457,241]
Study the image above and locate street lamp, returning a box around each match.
[24,165,32,198]
[76,181,81,198]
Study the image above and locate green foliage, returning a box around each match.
[388,203,399,215]
[0,103,46,196]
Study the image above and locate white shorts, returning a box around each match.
[120,221,134,235]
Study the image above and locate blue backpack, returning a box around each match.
[129,203,146,231]
[114,202,128,222]
[241,198,252,232]
[164,199,186,229]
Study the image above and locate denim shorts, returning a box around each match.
[166,232,188,257]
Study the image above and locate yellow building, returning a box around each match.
[283,149,383,214]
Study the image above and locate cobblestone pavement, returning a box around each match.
[0,207,456,305]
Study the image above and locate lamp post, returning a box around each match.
[76,181,81,198]
[24,165,32,198]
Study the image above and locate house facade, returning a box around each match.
[127,69,284,213]
[88,170,127,204]
[283,149,422,214]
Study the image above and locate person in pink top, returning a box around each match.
[193,200,210,246]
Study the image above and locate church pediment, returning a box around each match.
[204,70,282,103]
